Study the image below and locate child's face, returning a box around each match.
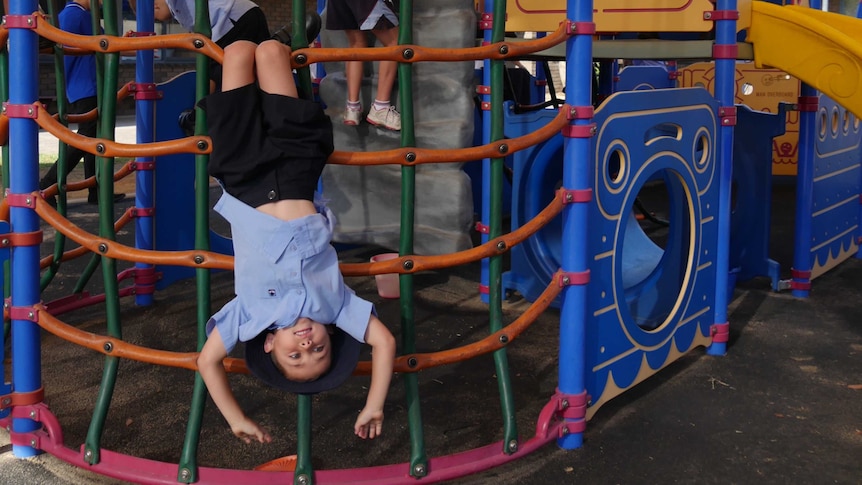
[265,318,332,382]
[153,0,172,22]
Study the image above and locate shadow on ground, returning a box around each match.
[1,183,860,484]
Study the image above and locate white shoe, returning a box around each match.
[366,105,401,131]
[343,105,362,125]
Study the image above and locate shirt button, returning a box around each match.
[295,289,302,295]
[267,190,276,200]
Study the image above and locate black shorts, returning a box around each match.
[210,7,271,90]
[199,84,334,207]
[325,0,397,31]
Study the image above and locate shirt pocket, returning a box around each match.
[247,256,304,328]
[262,232,296,264]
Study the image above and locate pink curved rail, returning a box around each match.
[1,400,566,484]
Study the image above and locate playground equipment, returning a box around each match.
[679,61,802,177]
[1,0,861,484]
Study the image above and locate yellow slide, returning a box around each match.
[747,2,862,119]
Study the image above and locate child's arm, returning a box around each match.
[198,327,272,444]
[354,315,396,439]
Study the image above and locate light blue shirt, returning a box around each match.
[206,190,372,353]
[166,0,256,42]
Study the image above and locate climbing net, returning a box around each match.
[0,1,589,483]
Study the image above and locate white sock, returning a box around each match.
[347,100,361,111]
[372,99,390,111]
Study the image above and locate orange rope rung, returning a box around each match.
[29,269,562,376]
[34,194,234,270]
[357,270,565,373]
[328,105,570,166]
[343,188,567,277]
[300,21,569,65]
[33,103,210,158]
[39,205,136,269]
[32,12,224,65]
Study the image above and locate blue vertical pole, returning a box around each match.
[478,0,495,304]
[707,0,738,356]
[791,0,820,297]
[8,0,43,457]
[857,1,862,262]
[135,0,156,306]
[557,0,592,450]
[790,83,818,298]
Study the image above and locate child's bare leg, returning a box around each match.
[221,41,257,91]
[255,40,298,98]
[372,27,399,103]
[344,29,369,104]
[250,40,315,221]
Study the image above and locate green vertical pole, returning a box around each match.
[64,4,107,297]
[40,2,70,290]
[488,0,518,452]
[178,0,214,480]
[292,0,314,100]
[394,0,428,478]
[288,3,317,478]
[84,0,122,464]
[294,395,313,484]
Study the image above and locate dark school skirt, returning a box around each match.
[325,0,397,31]
[199,83,334,207]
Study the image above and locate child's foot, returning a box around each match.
[178,109,196,136]
[270,25,292,47]
[271,12,323,47]
[366,106,401,131]
[304,12,322,44]
[343,105,363,126]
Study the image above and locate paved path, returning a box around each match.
[37,115,138,157]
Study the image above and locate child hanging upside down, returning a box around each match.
[196,36,396,444]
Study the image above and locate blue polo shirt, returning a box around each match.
[59,1,97,103]
[206,190,372,353]
[166,0,256,42]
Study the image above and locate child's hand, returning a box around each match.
[354,406,384,439]
[230,417,272,444]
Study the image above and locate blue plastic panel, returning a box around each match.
[807,94,861,279]
[585,88,720,411]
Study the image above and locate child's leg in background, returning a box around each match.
[343,29,367,124]
[371,27,398,106]
[365,26,401,130]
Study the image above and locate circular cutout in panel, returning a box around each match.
[604,142,629,193]
[608,148,625,184]
[618,168,692,332]
[692,128,710,173]
[509,133,699,323]
[819,109,828,140]
[831,107,839,137]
